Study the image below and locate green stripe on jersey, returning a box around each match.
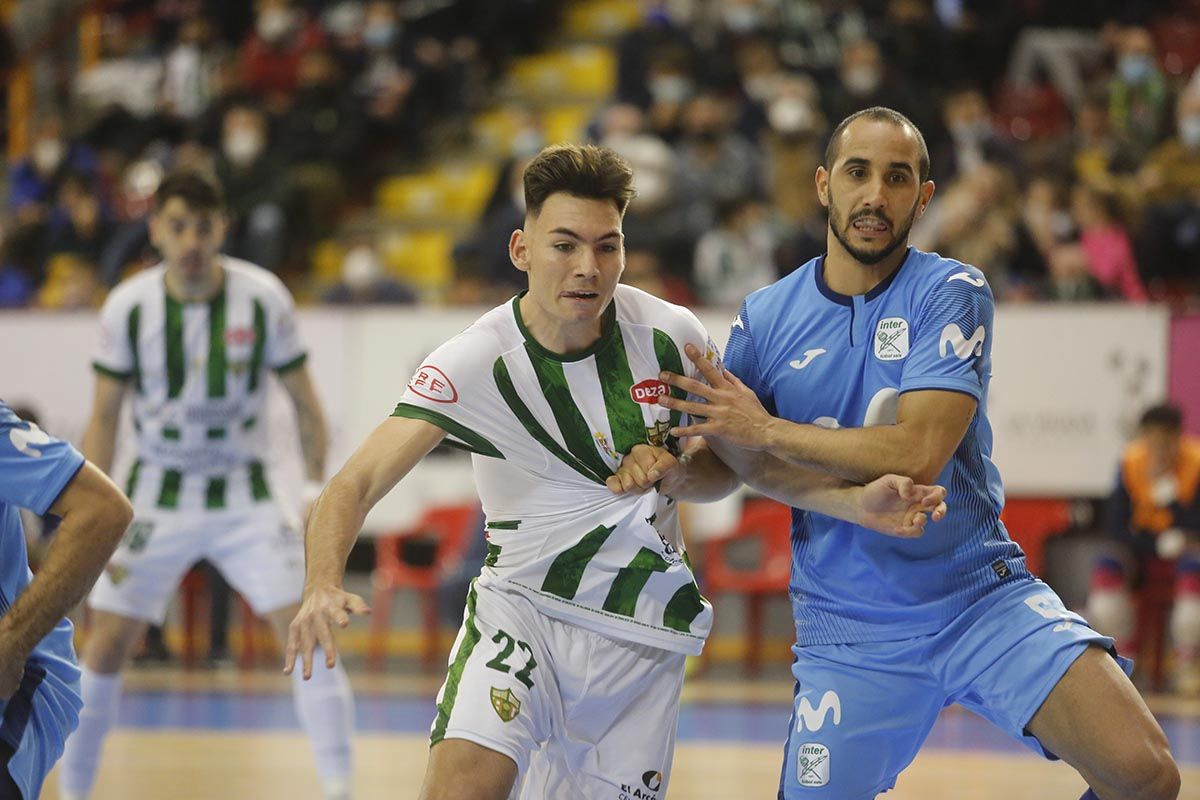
[205,477,226,509]
[248,461,270,500]
[484,541,502,567]
[92,361,130,381]
[124,459,142,499]
[595,324,645,456]
[493,358,607,484]
[158,469,182,508]
[248,300,266,392]
[165,294,185,399]
[540,524,615,600]
[431,582,481,744]
[602,547,670,617]
[526,352,612,481]
[485,520,520,530]
[129,304,143,394]
[207,427,226,439]
[663,582,706,633]
[207,289,227,398]
[653,329,685,433]
[391,403,504,459]
[274,352,307,374]
[162,427,180,441]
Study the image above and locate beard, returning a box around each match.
[827,188,919,266]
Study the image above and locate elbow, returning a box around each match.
[101,492,135,544]
[904,455,947,487]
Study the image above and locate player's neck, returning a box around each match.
[518,293,603,355]
[164,257,224,303]
[822,235,909,296]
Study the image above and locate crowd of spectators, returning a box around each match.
[3,0,1200,309]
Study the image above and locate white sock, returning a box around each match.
[291,652,354,799]
[59,668,123,799]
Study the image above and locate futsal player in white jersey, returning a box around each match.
[60,170,356,800]
[285,144,946,800]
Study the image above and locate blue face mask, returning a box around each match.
[1119,54,1154,84]
[364,22,396,50]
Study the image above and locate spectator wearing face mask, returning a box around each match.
[1136,86,1200,290]
[322,242,417,305]
[161,16,230,125]
[1070,182,1147,302]
[675,92,764,228]
[822,38,931,143]
[931,87,1022,186]
[8,116,100,227]
[693,194,779,307]
[614,3,701,110]
[1108,26,1171,162]
[214,105,290,272]
[239,0,325,112]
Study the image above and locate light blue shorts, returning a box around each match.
[777,578,1133,799]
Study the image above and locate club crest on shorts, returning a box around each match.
[797,743,830,787]
[490,687,520,722]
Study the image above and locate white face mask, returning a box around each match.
[768,98,814,135]
[33,138,64,174]
[1180,114,1200,149]
[842,66,881,96]
[342,245,383,291]
[649,75,692,105]
[223,128,264,165]
[256,8,296,43]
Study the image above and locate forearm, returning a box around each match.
[666,441,742,502]
[303,474,371,590]
[759,418,930,484]
[0,500,129,658]
[711,438,865,521]
[296,405,328,482]
[81,413,120,475]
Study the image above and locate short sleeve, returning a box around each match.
[722,300,776,415]
[265,282,307,373]
[0,403,85,515]
[92,292,134,380]
[392,333,505,458]
[900,267,993,401]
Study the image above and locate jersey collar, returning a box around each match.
[813,246,913,306]
[510,290,618,363]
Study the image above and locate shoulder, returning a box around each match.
[909,249,993,300]
[223,257,296,307]
[613,284,707,340]
[102,264,164,314]
[741,257,816,324]
[430,299,523,364]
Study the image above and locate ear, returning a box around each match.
[147,212,161,249]
[815,166,830,209]
[509,228,529,273]
[916,179,936,218]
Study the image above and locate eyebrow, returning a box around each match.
[548,227,623,242]
[842,157,915,176]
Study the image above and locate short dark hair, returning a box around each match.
[523,144,636,218]
[825,106,930,183]
[1140,403,1183,432]
[154,169,224,213]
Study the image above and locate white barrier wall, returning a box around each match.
[0,302,1169,528]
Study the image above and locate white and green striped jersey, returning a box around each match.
[92,258,306,512]
[393,285,721,655]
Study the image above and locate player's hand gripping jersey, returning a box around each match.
[91,258,307,511]
[724,249,1030,646]
[394,286,718,655]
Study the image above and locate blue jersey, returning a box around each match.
[0,401,85,797]
[724,248,1030,646]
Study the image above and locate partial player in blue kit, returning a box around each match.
[0,402,130,799]
[658,108,1180,799]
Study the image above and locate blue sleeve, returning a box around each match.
[0,403,86,515]
[722,300,777,416]
[899,268,993,401]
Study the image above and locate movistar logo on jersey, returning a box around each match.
[873,317,909,361]
[939,324,986,359]
[795,689,842,732]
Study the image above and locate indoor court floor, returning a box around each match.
[39,669,1200,799]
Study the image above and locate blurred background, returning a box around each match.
[2,1,1200,796]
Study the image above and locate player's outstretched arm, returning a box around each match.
[285,415,446,680]
[81,372,128,474]
[0,462,131,699]
[660,344,975,485]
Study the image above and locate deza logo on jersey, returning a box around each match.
[630,379,669,404]
[408,365,458,403]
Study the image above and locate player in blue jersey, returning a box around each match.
[0,402,131,799]
[655,108,1179,799]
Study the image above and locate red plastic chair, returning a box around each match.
[1137,556,1176,693]
[999,498,1072,577]
[368,503,480,672]
[703,499,793,675]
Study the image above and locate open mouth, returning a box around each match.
[561,290,599,300]
[851,216,890,236]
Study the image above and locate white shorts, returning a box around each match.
[431,580,686,800]
[88,502,305,624]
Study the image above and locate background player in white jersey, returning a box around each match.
[60,170,356,800]
[285,143,947,800]
[654,109,1178,799]
[0,403,131,800]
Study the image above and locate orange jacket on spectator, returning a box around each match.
[1122,437,1200,534]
